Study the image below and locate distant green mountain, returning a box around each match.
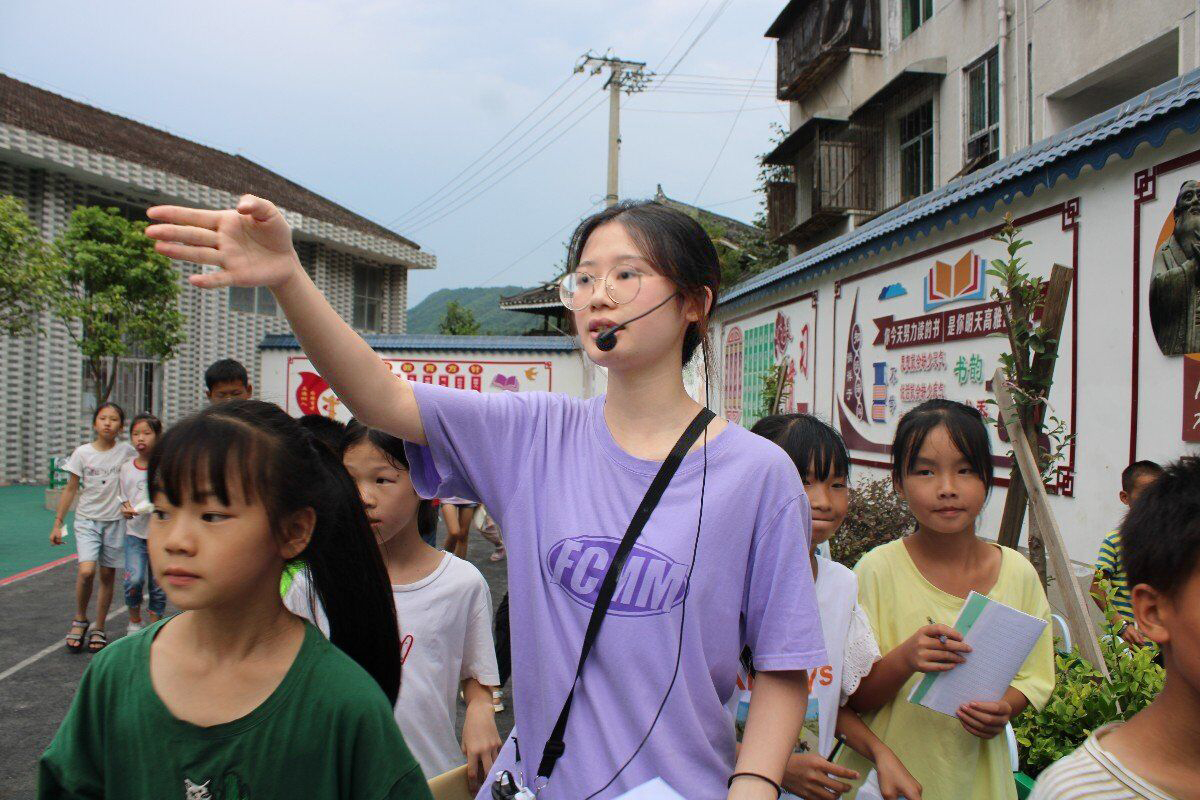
[406,286,542,335]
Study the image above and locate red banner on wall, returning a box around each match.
[873,300,1007,350]
[1185,355,1200,442]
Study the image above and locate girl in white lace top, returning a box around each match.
[728,414,924,800]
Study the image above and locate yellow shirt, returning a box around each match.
[843,539,1055,800]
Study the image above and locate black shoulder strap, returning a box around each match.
[537,407,716,779]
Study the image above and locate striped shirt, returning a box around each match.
[1095,530,1134,620]
[1030,724,1177,799]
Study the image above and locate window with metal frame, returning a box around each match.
[82,357,162,418]
[965,50,1000,172]
[229,285,277,315]
[353,264,385,332]
[899,100,935,202]
[902,0,934,37]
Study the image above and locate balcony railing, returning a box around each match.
[766,181,797,241]
[770,0,880,101]
[815,134,879,213]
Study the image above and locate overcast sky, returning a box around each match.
[1,0,787,305]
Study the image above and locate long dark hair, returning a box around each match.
[567,200,721,368]
[750,413,850,482]
[148,400,401,705]
[891,399,994,493]
[341,419,439,541]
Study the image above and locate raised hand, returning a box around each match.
[145,195,301,290]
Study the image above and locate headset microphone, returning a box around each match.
[594,293,680,352]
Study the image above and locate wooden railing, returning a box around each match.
[766,181,797,240]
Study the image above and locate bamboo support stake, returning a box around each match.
[993,367,1109,678]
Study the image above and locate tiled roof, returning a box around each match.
[0,73,418,250]
[721,65,1200,310]
[499,284,560,310]
[260,333,578,352]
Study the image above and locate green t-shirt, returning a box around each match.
[39,618,432,800]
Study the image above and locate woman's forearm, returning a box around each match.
[271,266,426,443]
[736,670,808,783]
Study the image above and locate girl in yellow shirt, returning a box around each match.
[842,400,1055,799]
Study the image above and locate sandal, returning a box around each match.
[86,629,108,654]
[65,619,89,653]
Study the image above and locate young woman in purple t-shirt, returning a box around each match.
[147,196,826,800]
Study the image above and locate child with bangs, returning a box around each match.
[285,420,502,792]
[732,414,923,800]
[40,400,432,800]
[842,400,1055,800]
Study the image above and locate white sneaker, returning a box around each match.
[127,620,144,634]
[492,689,505,713]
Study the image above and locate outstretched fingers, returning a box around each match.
[146,205,221,230]
[144,224,219,248]
[153,240,222,269]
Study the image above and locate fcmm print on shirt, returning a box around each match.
[402,382,827,799]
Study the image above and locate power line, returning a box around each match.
[404,94,609,235]
[626,105,781,115]
[386,72,580,227]
[388,73,594,228]
[477,200,605,287]
[400,87,603,232]
[693,43,771,204]
[669,72,774,83]
[652,0,715,72]
[659,0,734,83]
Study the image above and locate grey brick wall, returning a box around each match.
[0,159,411,484]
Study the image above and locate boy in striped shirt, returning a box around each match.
[1091,460,1163,647]
[1033,455,1200,799]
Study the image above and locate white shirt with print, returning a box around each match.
[285,553,501,778]
[118,458,151,538]
[63,442,138,521]
[726,556,880,780]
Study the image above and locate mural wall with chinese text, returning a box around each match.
[720,295,817,430]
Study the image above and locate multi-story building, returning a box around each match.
[0,73,435,484]
[764,0,1200,255]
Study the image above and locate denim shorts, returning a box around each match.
[74,517,125,568]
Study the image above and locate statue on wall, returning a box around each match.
[1150,180,1200,356]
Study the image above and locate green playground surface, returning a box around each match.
[0,484,73,581]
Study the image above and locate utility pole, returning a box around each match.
[577,52,649,207]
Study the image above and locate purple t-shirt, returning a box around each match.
[404,382,826,799]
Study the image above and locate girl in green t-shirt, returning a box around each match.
[40,401,432,800]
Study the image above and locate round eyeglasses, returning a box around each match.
[558,267,643,311]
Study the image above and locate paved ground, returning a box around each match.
[0,506,511,799]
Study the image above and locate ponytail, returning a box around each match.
[300,434,402,705]
[149,400,402,705]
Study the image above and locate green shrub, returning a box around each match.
[1012,582,1164,778]
[830,475,914,568]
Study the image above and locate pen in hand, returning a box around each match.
[927,616,948,646]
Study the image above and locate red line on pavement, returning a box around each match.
[0,554,78,587]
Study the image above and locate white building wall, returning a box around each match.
[715,125,1200,567]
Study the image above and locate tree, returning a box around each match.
[987,214,1074,586]
[50,206,184,408]
[0,194,54,337]
[438,300,481,335]
[705,220,788,290]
